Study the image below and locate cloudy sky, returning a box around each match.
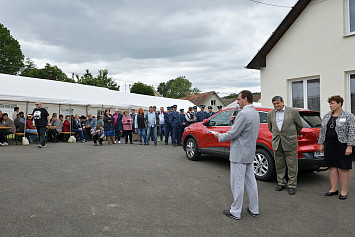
[1,0,298,96]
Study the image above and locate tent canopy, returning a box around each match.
[0,73,195,110]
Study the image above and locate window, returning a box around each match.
[211,100,216,106]
[258,112,268,124]
[347,0,355,34]
[350,74,355,114]
[291,78,320,111]
[208,110,233,126]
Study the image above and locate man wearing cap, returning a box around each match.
[217,105,223,113]
[169,105,180,147]
[208,106,216,118]
[164,107,172,145]
[177,109,187,146]
[193,106,198,116]
[196,105,208,122]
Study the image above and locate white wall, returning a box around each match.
[204,94,225,111]
[260,0,355,115]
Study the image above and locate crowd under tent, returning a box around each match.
[0,73,195,117]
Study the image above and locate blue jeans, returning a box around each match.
[73,128,88,140]
[159,124,165,141]
[146,125,157,144]
[137,128,146,143]
[115,128,121,141]
[26,129,37,142]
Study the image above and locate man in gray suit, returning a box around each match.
[214,90,260,220]
[267,96,303,195]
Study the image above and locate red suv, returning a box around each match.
[182,107,325,181]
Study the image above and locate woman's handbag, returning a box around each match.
[132,132,140,142]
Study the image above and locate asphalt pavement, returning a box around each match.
[0,141,354,237]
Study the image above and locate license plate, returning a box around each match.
[314,151,324,157]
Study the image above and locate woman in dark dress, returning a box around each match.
[103,109,116,145]
[318,95,355,200]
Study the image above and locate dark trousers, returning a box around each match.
[48,130,58,142]
[171,126,179,145]
[0,134,7,143]
[37,126,46,146]
[93,135,103,144]
[124,130,133,143]
[165,124,172,144]
[177,126,185,145]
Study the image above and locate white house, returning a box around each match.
[246,0,355,115]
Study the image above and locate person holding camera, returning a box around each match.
[122,110,133,144]
[91,124,104,146]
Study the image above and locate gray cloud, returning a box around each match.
[1,0,298,96]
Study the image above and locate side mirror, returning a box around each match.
[203,119,209,126]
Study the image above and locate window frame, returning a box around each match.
[347,72,355,114]
[345,0,355,36]
[289,77,320,111]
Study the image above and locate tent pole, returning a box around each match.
[101,105,104,115]
[86,105,89,117]
[59,103,61,115]
[23,101,29,137]
[69,104,72,134]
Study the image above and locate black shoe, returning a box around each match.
[325,190,339,196]
[130,142,133,144]
[223,210,240,220]
[275,185,286,191]
[173,144,177,147]
[247,207,259,218]
[288,188,296,195]
[339,194,348,200]
[154,143,157,146]
[165,143,168,145]
[177,144,182,146]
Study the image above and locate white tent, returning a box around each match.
[0,73,195,110]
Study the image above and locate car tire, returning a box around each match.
[184,138,201,161]
[253,148,275,181]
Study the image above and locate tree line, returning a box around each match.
[0,23,200,98]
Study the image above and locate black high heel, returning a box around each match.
[325,190,338,196]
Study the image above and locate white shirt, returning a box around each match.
[159,112,165,124]
[275,106,285,131]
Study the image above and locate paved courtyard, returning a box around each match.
[0,142,354,237]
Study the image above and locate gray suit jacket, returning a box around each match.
[267,106,303,151]
[218,105,260,164]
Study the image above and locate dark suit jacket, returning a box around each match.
[267,106,303,151]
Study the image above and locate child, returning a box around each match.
[91,124,105,146]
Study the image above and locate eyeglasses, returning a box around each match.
[35,104,40,105]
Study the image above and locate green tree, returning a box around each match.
[130,82,154,96]
[0,23,24,74]
[21,61,74,82]
[224,93,238,99]
[157,76,200,98]
[76,69,120,90]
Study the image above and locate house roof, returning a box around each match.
[222,98,238,107]
[222,94,261,107]
[179,91,226,107]
[246,0,311,70]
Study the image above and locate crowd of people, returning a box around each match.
[0,102,224,147]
